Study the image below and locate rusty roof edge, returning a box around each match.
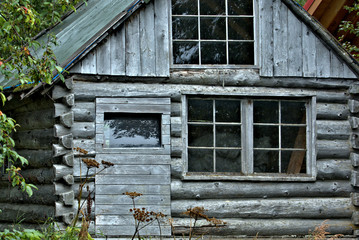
[282,0,359,79]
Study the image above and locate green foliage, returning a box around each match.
[295,0,307,7]
[0,229,44,240]
[339,1,359,59]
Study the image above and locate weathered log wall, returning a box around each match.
[68,71,358,237]
[0,95,57,227]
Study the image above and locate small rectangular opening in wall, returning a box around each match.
[104,113,161,148]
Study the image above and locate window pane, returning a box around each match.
[200,0,225,15]
[216,100,241,122]
[201,42,226,64]
[228,42,254,64]
[216,150,241,172]
[188,149,213,172]
[228,17,254,40]
[253,101,279,123]
[216,125,241,147]
[254,126,279,148]
[104,113,161,148]
[282,150,306,174]
[282,126,306,149]
[188,125,213,147]
[228,0,253,15]
[172,17,198,39]
[173,41,199,64]
[254,150,279,173]
[200,17,226,40]
[188,99,213,122]
[172,0,198,15]
[281,101,306,124]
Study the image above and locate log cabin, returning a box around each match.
[1,0,359,238]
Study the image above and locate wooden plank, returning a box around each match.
[96,204,171,215]
[259,0,273,76]
[73,102,95,122]
[98,165,170,175]
[330,51,344,78]
[140,1,156,76]
[96,144,170,155]
[95,175,171,185]
[96,97,170,105]
[273,0,288,77]
[96,103,171,114]
[344,63,358,79]
[316,38,331,78]
[96,37,111,75]
[96,215,169,226]
[154,0,170,76]
[287,8,303,76]
[96,225,171,236]
[110,29,126,75]
[125,13,141,76]
[96,185,170,195]
[171,197,352,219]
[96,154,171,165]
[95,194,170,205]
[81,50,96,74]
[73,139,95,156]
[302,24,317,77]
[171,179,352,199]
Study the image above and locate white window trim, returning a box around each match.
[169,0,259,68]
[95,98,171,155]
[181,94,317,182]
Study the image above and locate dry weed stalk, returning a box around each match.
[124,192,166,240]
[307,220,344,240]
[182,206,226,240]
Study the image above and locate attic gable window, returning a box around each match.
[171,0,255,65]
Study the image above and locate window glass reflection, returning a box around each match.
[104,113,161,148]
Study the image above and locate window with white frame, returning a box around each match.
[184,96,316,180]
[171,0,255,65]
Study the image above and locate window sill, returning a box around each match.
[171,64,260,70]
[182,173,316,182]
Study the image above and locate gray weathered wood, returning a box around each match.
[95,175,170,185]
[316,120,350,140]
[171,179,352,199]
[81,50,96,74]
[317,159,351,180]
[351,153,359,167]
[72,102,95,122]
[13,109,54,130]
[0,184,56,205]
[96,154,171,165]
[16,150,54,168]
[349,116,359,129]
[273,0,287,77]
[287,7,302,77]
[96,225,171,237]
[73,139,95,156]
[14,129,53,149]
[96,184,170,196]
[96,204,171,215]
[316,38,331,78]
[63,153,74,167]
[60,111,74,128]
[20,167,55,184]
[95,194,170,205]
[54,103,71,117]
[52,85,69,100]
[110,29,126,75]
[349,99,359,113]
[302,24,317,77]
[154,0,169,77]
[140,1,155,76]
[59,134,74,149]
[171,197,352,219]
[317,140,350,159]
[63,94,75,106]
[330,51,344,78]
[98,165,170,175]
[54,124,71,137]
[0,203,55,223]
[259,0,273,76]
[125,13,141,76]
[71,122,95,138]
[171,218,352,236]
[97,37,111,75]
[54,164,73,181]
[53,144,70,157]
[316,103,349,120]
[171,117,182,137]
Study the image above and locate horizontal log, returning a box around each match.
[13,129,54,150]
[73,139,95,156]
[316,103,349,120]
[171,198,352,219]
[171,117,182,137]
[171,158,183,179]
[54,164,73,181]
[317,159,351,180]
[171,218,353,236]
[20,168,55,184]
[0,184,57,205]
[13,109,54,130]
[316,120,350,140]
[4,96,53,113]
[54,103,71,117]
[72,182,94,199]
[73,102,95,122]
[171,138,182,157]
[16,150,54,168]
[52,85,70,100]
[171,179,352,199]
[72,122,95,139]
[316,91,349,103]
[0,203,55,223]
[60,111,74,128]
[172,102,181,117]
[53,144,70,157]
[317,140,350,159]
